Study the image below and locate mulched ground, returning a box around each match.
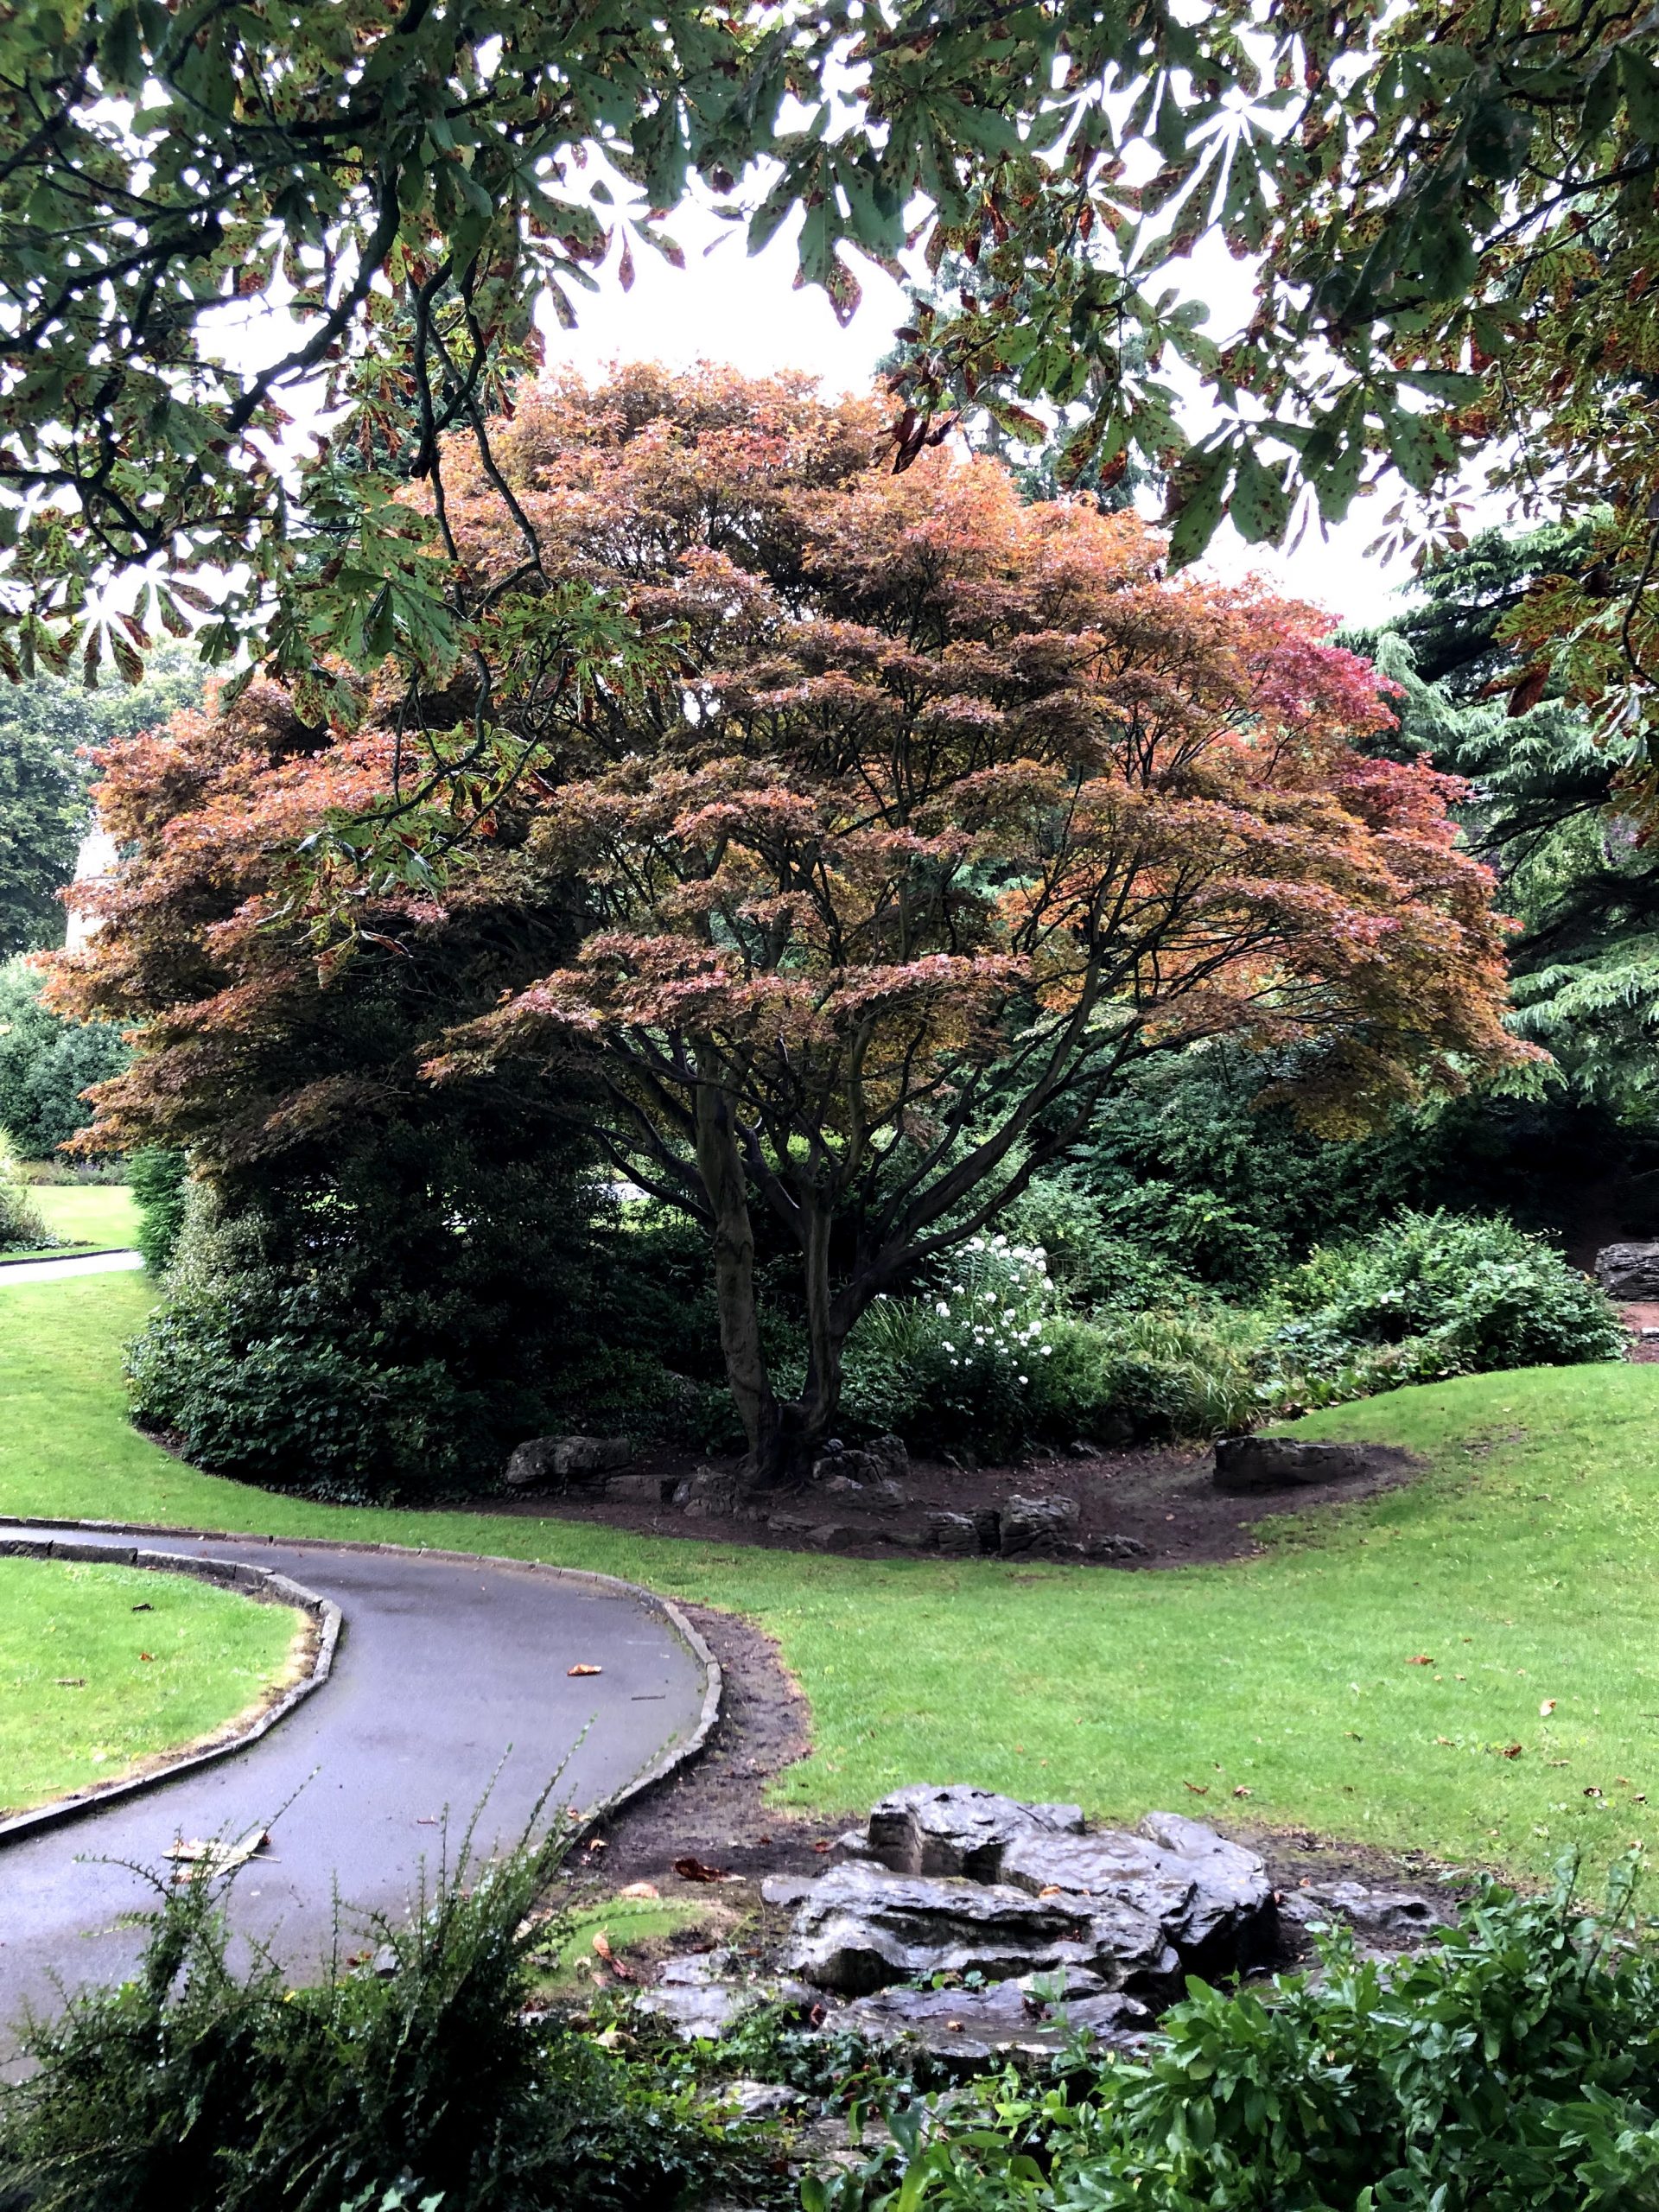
[481,1435,1423,1572]
[1623,1303,1659,1363]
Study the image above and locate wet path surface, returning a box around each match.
[0,1526,709,2037]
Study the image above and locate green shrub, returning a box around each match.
[0,957,128,1158]
[817,1859,1659,2212]
[0,1128,51,1254]
[1271,1209,1627,1376]
[0,1817,767,2212]
[128,1147,188,1274]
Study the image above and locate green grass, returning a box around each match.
[17,1183,141,1253]
[0,1553,308,1815]
[3,1270,1656,1880]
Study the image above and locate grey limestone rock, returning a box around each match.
[634,1950,815,2039]
[781,1861,1171,1997]
[832,1974,1153,2067]
[867,1783,1084,1880]
[603,1471,673,1503]
[1281,1879,1438,1939]
[999,1811,1274,1970]
[1089,1532,1153,1560]
[810,1433,910,1488]
[998,1494,1082,1555]
[925,1510,981,1554]
[504,1433,632,1490]
[1212,1435,1380,1493]
[1596,1240,1659,1299]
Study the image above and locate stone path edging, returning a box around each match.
[0,1533,342,1846]
[0,1516,723,1853]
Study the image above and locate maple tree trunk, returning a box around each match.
[693,1083,844,1491]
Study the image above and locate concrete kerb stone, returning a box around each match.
[0,1516,722,1855]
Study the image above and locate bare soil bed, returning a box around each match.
[480,1435,1421,1571]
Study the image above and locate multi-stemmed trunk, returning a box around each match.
[692,1081,850,1492]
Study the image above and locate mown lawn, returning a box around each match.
[11,1184,140,1255]
[0,1553,308,1815]
[3,1270,1656,1879]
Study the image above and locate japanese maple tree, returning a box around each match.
[418,373,1529,1487]
[58,371,1529,1488]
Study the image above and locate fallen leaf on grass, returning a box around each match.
[1232,1785,1253,1798]
[673,1856,730,1883]
[1585,1786,1605,1799]
[130,1602,152,1613]
[1182,1783,1210,1796]
[617,1881,659,1900]
[568,1663,603,1677]
[1435,1736,1453,1746]
[139,1652,154,1662]
[1501,1744,1523,1759]
[591,1933,636,1980]
[54,1677,86,1688]
[1540,1699,1556,1717]
[1406,1656,1433,1667]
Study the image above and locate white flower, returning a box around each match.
[1018,1374,1029,1385]
[1040,1344,1052,1357]
[935,1300,950,1317]
[942,1341,955,1353]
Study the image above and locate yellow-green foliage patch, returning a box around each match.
[0,1554,308,1815]
[4,1272,1658,1879]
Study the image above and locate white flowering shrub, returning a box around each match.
[931,1234,1058,1390]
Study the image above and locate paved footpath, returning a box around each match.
[0,1249,144,1284]
[0,1526,709,2038]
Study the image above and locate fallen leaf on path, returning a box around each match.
[617,1881,659,1899]
[673,1856,729,1883]
[1038,1884,1065,1898]
[568,1663,603,1677]
[167,1826,269,1878]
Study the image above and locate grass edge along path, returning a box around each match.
[0,1552,309,1816]
[4,1270,1657,1882]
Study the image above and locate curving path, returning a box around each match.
[0,1525,713,2039]
[0,1249,144,1284]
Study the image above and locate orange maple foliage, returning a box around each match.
[55,367,1532,1486]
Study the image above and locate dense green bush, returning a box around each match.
[0,1820,770,2212]
[814,1861,1659,2211]
[1270,1210,1627,1378]
[128,1147,188,1274]
[0,957,128,1158]
[0,1130,51,1255]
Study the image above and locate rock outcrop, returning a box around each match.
[783,1786,1274,1999]
[1595,1241,1659,1300]
[1212,1435,1383,1493]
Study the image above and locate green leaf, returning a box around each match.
[1230,444,1290,545]
[1619,48,1659,143]
[1165,445,1232,569]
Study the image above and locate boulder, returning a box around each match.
[634,1949,814,2039]
[1212,1435,1379,1493]
[673,1466,745,1518]
[833,1974,1152,2068]
[1000,1811,1274,1973]
[1281,1880,1438,1940]
[810,1433,910,1488]
[866,1783,1084,1880]
[505,1433,632,1490]
[1089,1533,1153,1560]
[781,1861,1175,1997]
[998,1494,1081,1555]
[925,1510,980,1554]
[603,1471,672,1503]
[1595,1240,1659,1300]
[823,1789,1275,1981]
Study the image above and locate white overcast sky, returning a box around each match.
[527,201,1424,632]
